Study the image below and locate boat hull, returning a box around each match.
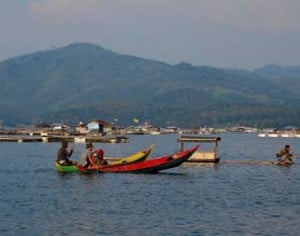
[106,144,153,166]
[276,161,295,166]
[55,162,79,173]
[80,145,199,173]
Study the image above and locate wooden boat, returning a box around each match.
[276,160,296,166]
[54,144,153,173]
[79,145,199,173]
[275,154,296,166]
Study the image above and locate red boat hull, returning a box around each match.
[79,145,199,173]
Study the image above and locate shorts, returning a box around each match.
[58,160,72,165]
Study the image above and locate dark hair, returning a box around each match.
[62,141,68,147]
[285,145,290,149]
[86,142,93,148]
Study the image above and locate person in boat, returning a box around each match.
[56,141,77,165]
[80,142,107,167]
[80,142,94,168]
[276,145,295,164]
[95,149,108,166]
[87,146,107,166]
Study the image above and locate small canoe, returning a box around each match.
[79,145,199,173]
[54,144,153,173]
[276,156,295,166]
[276,161,296,166]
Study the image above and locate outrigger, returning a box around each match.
[177,136,221,163]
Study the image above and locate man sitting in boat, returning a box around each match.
[56,141,77,165]
[276,145,295,164]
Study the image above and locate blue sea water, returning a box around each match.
[0,133,299,236]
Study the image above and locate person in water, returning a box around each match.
[56,141,77,165]
[276,145,295,164]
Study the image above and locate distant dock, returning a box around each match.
[0,134,129,143]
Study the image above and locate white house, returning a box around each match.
[86,119,112,133]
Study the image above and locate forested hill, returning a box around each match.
[0,42,299,128]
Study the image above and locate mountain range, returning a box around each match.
[0,42,299,128]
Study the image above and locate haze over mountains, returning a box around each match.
[0,43,299,128]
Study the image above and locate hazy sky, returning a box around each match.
[1,0,300,69]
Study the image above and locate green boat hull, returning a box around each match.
[55,162,79,173]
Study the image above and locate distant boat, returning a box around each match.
[258,132,298,138]
[149,131,160,135]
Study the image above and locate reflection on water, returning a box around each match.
[0,133,299,235]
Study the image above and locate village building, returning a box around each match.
[76,119,113,135]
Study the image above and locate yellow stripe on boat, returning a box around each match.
[108,144,153,166]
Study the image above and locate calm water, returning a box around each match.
[0,133,299,236]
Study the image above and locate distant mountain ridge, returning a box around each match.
[254,64,300,79]
[0,42,299,127]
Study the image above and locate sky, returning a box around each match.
[1,0,300,69]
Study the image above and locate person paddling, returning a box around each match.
[56,141,77,165]
[276,145,295,164]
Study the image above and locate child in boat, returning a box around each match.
[88,148,108,166]
[95,149,108,166]
[56,141,77,165]
[276,145,295,164]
